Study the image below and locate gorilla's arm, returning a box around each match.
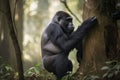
[46,17,97,53]
[53,17,97,52]
[76,40,83,63]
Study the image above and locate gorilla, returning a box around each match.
[41,11,97,80]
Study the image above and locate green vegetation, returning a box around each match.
[0,57,15,80]
[1,55,119,80]
[101,60,120,79]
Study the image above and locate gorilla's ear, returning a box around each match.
[57,16,61,22]
[52,16,61,23]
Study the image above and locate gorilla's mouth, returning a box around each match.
[64,28,74,35]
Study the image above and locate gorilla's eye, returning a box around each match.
[63,21,69,27]
[66,17,72,22]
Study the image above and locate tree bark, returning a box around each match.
[73,0,119,79]
[0,0,11,64]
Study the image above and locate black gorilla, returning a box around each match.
[41,11,97,80]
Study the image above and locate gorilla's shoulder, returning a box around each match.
[48,22,61,29]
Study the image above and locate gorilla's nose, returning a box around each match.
[69,26,74,31]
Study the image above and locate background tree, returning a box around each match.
[0,0,23,68]
[0,0,24,80]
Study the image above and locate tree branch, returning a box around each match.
[60,0,81,23]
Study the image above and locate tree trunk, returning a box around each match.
[0,0,11,64]
[73,0,119,79]
[0,0,23,66]
[0,0,24,80]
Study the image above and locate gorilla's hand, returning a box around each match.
[75,16,97,36]
[79,16,98,31]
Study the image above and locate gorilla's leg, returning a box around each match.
[43,55,57,73]
[53,53,73,80]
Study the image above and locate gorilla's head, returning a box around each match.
[52,11,74,35]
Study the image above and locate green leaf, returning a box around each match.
[35,64,40,67]
[33,67,39,74]
[5,65,13,72]
[106,60,118,65]
[115,71,119,75]
[90,75,99,80]
[108,73,114,78]
[116,65,120,70]
[103,73,108,78]
[101,66,110,70]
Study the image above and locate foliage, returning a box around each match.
[24,64,75,80]
[24,64,55,80]
[24,64,41,77]
[0,56,74,80]
[62,71,73,80]
[83,75,99,80]
[0,57,15,80]
[101,60,120,79]
[77,60,120,80]
[72,60,120,80]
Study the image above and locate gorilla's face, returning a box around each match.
[59,17,74,35]
[52,11,74,36]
